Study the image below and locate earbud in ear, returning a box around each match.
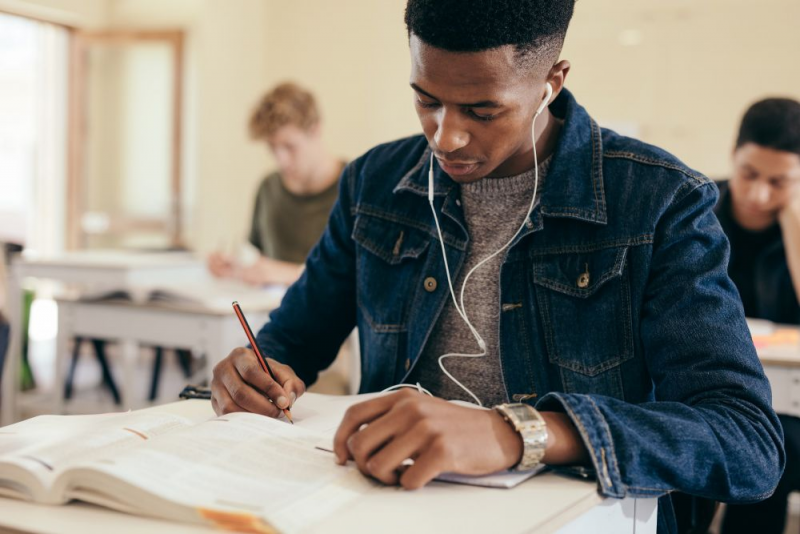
[535,82,554,117]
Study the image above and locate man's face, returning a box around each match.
[409,34,548,183]
[265,124,320,183]
[730,143,800,230]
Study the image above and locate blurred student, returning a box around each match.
[208,82,345,286]
[715,97,800,534]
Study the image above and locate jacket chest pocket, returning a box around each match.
[532,246,633,398]
[352,213,430,332]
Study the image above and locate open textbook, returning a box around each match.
[0,393,544,533]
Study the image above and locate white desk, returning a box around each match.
[753,321,800,417]
[52,299,273,412]
[1,251,274,425]
[0,400,658,534]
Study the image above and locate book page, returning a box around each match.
[0,411,196,503]
[64,412,372,532]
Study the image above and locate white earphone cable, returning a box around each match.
[424,85,550,407]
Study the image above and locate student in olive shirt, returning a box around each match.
[209,82,344,286]
[715,98,800,534]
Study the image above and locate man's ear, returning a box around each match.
[546,60,571,103]
[308,121,322,138]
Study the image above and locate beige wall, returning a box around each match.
[0,0,108,27]
[97,0,273,253]
[563,0,800,178]
[8,0,800,251]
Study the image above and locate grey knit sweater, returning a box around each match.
[407,157,552,406]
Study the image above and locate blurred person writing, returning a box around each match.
[208,82,345,286]
[715,98,800,534]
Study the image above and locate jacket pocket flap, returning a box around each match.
[533,246,628,298]
[352,214,430,265]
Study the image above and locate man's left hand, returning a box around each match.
[332,389,523,489]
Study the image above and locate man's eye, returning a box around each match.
[771,179,787,189]
[467,109,495,122]
[416,99,439,109]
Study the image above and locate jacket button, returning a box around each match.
[577,272,590,288]
[405,358,411,371]
[424,277,438,292]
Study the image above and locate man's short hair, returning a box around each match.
[249,82,320,140]
[404,0,576,71]
[736,98,800,158]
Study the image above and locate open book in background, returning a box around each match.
[79,277,286,314]
[747,317,800,361]
[0,393,546,533]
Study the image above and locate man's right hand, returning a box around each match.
[210,347,306,417]
[207,252,236,279]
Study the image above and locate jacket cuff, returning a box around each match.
[536,392,626,498]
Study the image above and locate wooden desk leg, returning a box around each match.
[1,264,23,426]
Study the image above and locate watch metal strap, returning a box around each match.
[495,403,548,471]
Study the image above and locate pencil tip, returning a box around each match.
[285,409,294,424]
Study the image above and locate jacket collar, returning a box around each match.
[393,88,608,226]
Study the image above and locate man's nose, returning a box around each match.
[433,109,469,154]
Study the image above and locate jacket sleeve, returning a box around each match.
[254,164,357,386]
[537,180,785,502]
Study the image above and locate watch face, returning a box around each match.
[508,404,534,421]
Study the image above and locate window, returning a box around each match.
[0,11,68,255]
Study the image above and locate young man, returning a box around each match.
[210,2,783,532]
[208,82,344,286]
[714,98,800,534]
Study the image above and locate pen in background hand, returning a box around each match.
[232,301,294,424]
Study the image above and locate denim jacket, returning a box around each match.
[256,89,783,533]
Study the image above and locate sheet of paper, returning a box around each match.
[290,392,547,489]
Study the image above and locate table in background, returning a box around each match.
[752,320,800,417]
[0,399,658,534]
[0,251,276,425]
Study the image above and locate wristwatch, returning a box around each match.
[494,403,548,471]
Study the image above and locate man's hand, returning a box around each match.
[332,390,590,490]
[779,191,800,302]
[210,347,306,417]
[239,256,304,286]
[332,390,524,489]
[208,252,236,279]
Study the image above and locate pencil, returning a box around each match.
[232,301,293,423]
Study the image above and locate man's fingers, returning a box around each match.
[271,359,305,406]
[232,350,290,409]
[333,390,417,464]
[399,436,452,490]
[362,428,426,486]
[344,410,406,479]
[210,377,248,415]
[220,368,281,417]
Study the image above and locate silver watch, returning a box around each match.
[494,403,548,471]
